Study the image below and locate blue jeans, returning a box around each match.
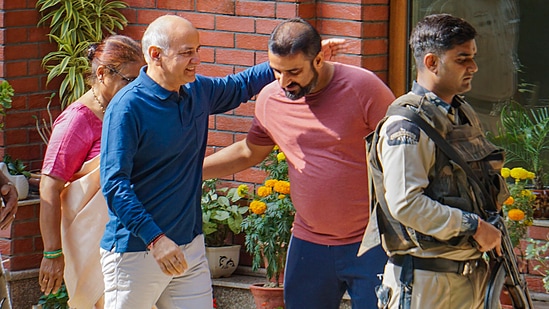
[284,236,387,309]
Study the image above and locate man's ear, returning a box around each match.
[313,51,324,69]
[148,46,162,62]
[424,53,438,74]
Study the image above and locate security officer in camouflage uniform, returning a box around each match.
[358,14,510,309]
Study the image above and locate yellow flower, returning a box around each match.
[274,180,290,194]
[273,145,279,151]
[527,172,536,180]
[257,186,273,197]
[249,200,267,215]
[508,209,525,221]
[277,152,286,162]
[237,184,249,197]
[501,167,511,179]
[265,179,278,188]
[510,167,529,181]
[504,196,514,205]
[278,194,286,199]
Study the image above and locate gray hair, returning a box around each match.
[141,18,171,63]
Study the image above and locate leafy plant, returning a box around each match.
[525,237,549,293]
[3,154,31,179]
[37,282,69,309]
[241,146,294,287]
[501,167,535,248]
[489,101,549,189]
[36,0,129,109]
[0,80,14,130]
[202,179,249,247]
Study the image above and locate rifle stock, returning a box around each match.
[484,213,534,309]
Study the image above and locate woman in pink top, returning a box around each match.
[39,35,144,309]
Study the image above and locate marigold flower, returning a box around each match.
[508,208,525,221]
[278,194,286,199]
[510,167,529,181]
[249,200,267,215]
[527,172,536,180]
[504,196,514,205]
[237,184,249,197]
[265,179,278,188]
[274,180,290,194]
[277,152,286,162]
[257,186,273,197]
[273,145,279,151]
[501,167,511,179]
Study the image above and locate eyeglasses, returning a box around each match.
[107,66,136,83]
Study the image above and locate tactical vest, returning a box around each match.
[365,93,507,253]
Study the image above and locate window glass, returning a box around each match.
[410,0,548,132]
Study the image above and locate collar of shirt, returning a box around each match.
[138,66,188,101]
[410,81,465,122]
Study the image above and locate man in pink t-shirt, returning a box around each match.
[203,18,395,308]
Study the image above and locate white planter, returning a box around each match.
[205,244,241,279]
[0,162,28,200]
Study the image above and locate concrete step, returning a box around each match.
[212,266,351,309]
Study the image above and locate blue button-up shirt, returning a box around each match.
[100,63,273,252]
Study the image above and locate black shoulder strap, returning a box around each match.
[394,106,496,213]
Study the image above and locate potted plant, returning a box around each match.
[0,79,14,130]
[489,101,549,218]
[1,154,30,200]
[201,178,248,278]
[242,146,294,309]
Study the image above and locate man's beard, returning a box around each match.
[284,65,319,100]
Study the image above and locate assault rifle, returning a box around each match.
[484,212,534,309]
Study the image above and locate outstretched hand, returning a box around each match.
[321,38,349,61]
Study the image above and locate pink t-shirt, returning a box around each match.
[41,102,102,182]
[248,62,395,245]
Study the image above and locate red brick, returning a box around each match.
[180,12,215,30]
[13,221,40,238]
[207,131,235,147]
[525,274,545,293]
[4,44,40,60]
[8,253,42,271]
[361,22,389,38]
[4,10,40,27]
[235,167,268,184]
[199,47,215,63]
[197,63,235,78]
[318,19,362,38]
[297,3,317,19]
[362,55,388,72]
[126,0,155,8]
[528,225,549,240]
[5,61,28,77]
[5,129,29,146]
[236,1,276,18]
[6,110,39,128]
[0,239,12,255]
[0,1,28,9]
[216,16,255,33]
[318,3,361,21]
[234,101,255,117]
[136,9,172,25]
[256,19,280,35]
[157,0,193,10]
[276,2,298,19]
[15,204,37,221]
[0,226,11,238]
[13,238,34,254]
[8,144,43,161]
[216,115,253,133]
[236,34,269,51]
[335,54,362,67]
[200,31,234,48]
[362,38,389,56]
[362,5,390,21]
[216,49,256,66]
[256,51,269,63]
[35,237,44,252]
[5,28,28,44]
[197,0,235,15]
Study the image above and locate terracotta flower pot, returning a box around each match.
[249,283,284,309]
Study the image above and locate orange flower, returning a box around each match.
[257,186,272,197]
[265,179,278,188]
[250,200,267,215]
[504,196,514,205]
[273,180,290,194]
[508,209,525,221]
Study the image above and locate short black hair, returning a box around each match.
[268,18,321,60]
[410,14,477,69]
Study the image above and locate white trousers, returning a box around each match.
[100,235,212,309]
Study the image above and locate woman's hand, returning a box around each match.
[39,256,65,295]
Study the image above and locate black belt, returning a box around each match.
[389,255,479,276]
